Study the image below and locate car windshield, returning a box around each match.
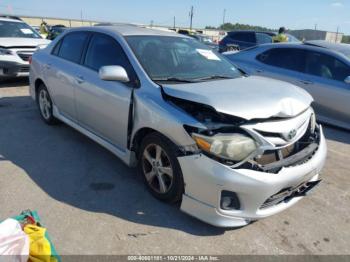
[0,20,41,38]
[287,34,301,43]
[52,27,66,33]
[126,35,242,82]
[199,36,213,44]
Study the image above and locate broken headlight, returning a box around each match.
[192,133,258,162]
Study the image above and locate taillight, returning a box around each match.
[28,56,32,65]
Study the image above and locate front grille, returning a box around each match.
[237,110,320,173]
[17,52,33,62]
[261,180,321,209]
[19,66,30,73]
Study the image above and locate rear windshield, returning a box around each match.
[0,20,41,38]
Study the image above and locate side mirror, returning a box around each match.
[345,76,350,84]
[99,65,130,82]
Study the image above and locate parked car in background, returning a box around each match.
[0,16,50,78]
[31,25,41,34]
[30,25,326,227]
[224,42,350,130]
[189,34,218,50]
[219,31,300,52]
[47,25,67,40]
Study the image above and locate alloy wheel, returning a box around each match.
[142,144,174,194]
[38,89,52,120]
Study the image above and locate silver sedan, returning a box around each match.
[30,25,326,227]
[224,41,350,130]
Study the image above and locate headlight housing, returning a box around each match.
[0,48,13,55]
[192,133,258,162]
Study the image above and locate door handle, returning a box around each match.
[44,63,51,70]
[299,80,313,85]
[75,76,85,84]
[256,69,264,73]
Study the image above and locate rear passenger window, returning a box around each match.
[58,32,89,63]
[84,33,133,74]
[257,48,305,72]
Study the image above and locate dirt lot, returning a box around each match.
[0,78,350,255]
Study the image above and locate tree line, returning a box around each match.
[205,23,276,32]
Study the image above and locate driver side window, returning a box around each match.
[84,33,135,80]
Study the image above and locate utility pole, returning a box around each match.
[314,24,317,30]
[80,9,83,25]
[150,20,154,28]
[173,16,176,29]
[336,26,339,43]
[223,9,226,25]
[189,6,194,30]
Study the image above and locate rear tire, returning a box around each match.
[138,133,184,203]
[37,83,59,125]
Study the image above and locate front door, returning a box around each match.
[74,33,137,149]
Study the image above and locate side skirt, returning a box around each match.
[52,105,136,166]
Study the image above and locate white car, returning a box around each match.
[0,17,50,78]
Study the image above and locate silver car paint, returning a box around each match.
[30,26,327,227]
[162,76,313,120]
[225,43,350,129]
[180,126,326,227]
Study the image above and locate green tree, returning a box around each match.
[342,35,350,44]
[205,23,275,32]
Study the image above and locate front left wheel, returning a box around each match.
[139,133,184,204]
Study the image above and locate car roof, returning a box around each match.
[73,24,183,37]
[304,40,350,56]
[247,42,350,61]
[228,30,275,35]
[0,17,24,23]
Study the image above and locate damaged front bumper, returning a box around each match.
[179,126,327,227]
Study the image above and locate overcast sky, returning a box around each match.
[1,0,349,34]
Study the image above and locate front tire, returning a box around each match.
[139,133,184,203]
[37,84,59,125]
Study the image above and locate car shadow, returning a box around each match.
[0,95,226,236]
[0,77,29,88]
[323,125,350,144]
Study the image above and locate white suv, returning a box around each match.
[0,17,50,78]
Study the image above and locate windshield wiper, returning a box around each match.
[193,75,234,81]
[153,77,197,83]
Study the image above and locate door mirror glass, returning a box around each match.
[345,76,350,84]
[99,65,130,82]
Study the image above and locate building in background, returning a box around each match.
[290,29,343,43]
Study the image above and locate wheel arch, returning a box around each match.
[34,78,45,99]
[131,127,162,159]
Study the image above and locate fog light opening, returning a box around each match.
[220,191,240,210]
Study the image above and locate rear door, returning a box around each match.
[299,50,350,125]
[74,32,137,149]
[255,47,307,84]
[45,31,90,120]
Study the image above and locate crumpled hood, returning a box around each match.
[162,75,313,120]
[0,37,50,48]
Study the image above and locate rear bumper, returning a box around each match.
[179,126,327,227]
